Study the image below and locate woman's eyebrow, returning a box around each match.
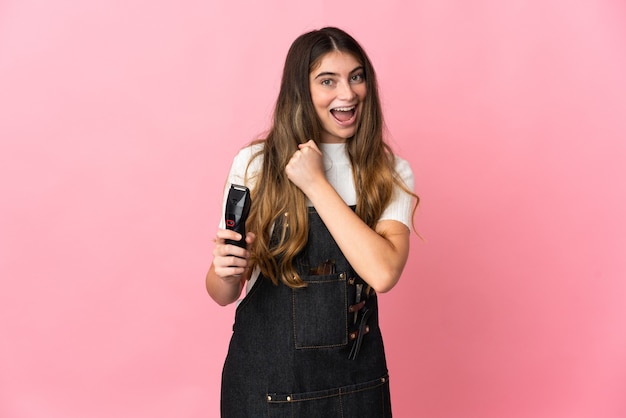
[314,66,364,79]
[314,71,338,79]
[350,66,364,74]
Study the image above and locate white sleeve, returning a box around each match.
[379,156,415,230]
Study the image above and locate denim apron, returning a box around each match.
[221,208,392,417]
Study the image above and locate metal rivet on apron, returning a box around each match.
[348,277,354,285]
[267,395,272,401]
[339,272,346,280]
[287,396,291,402]
[381,377,386,383]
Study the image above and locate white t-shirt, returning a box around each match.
[219,142,415,292]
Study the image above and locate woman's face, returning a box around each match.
[309,51,367,143]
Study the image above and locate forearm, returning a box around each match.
[306,181,410,293]
[206,263,244,306]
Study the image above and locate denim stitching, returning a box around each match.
[339,387,345,418]
[266,375,389,403]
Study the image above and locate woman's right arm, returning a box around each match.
[205,229,256,306]
[206,144,262,305]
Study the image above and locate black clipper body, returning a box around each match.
[225,184,251,249]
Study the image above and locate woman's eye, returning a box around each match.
[321,79,333,86]
[351,73,364,83]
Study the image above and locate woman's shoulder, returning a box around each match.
[233,142,265,164]
[227,142,265,187]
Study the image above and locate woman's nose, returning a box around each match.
[337,81,357,100]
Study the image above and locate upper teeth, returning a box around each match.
[333,106,355,112]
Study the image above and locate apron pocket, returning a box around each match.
[266,375,391,418]
[292,273,347,348]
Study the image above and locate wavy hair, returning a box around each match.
[244,27,418,288]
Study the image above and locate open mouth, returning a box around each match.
[330,106,357,125]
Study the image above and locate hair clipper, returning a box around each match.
[225,184,251,249]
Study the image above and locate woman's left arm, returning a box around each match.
[286,141,410,293]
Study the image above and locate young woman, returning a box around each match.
[206,26,418,417]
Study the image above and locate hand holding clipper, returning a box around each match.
[225,184,251,249]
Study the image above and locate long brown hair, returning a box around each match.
[244,27,418,288]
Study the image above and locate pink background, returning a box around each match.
[1,1,625,417]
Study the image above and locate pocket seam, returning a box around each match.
[266,375,389,403]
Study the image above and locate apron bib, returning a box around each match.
[221,208,392,417]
